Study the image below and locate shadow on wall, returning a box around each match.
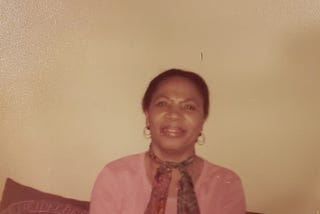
[284,26,320,75]
[269,26,320,213]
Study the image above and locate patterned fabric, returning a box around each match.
[144,148,200,214]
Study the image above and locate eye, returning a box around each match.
[155,100,168,107]
[184,104,196,111]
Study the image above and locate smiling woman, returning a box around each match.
[89,68,246,214]
[145,75,206,161]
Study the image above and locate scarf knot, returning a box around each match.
[144,147,201,214]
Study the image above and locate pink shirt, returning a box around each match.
[90,153,246,214]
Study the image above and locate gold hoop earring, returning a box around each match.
[197,133,206,145]
[143,126,151,139]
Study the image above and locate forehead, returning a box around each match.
[153,76,202,99]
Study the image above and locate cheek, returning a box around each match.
[191,119,205,133]
[147,113,161,128]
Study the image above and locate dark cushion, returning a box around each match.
[0,178,89,214]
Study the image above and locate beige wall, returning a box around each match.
[1,1,319,213]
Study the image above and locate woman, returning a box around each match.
[90,68,246,214]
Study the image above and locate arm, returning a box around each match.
[89,166,123,214]
[220,173,246,214]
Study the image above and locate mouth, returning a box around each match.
[160,126,185,138]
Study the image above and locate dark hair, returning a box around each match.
[142,68,210,118]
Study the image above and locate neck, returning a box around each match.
[149,143,196,162]
[149,147,195,168]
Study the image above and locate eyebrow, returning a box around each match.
[153,95,200,104]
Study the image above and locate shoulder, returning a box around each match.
[199,158,242,185]
[197,158,247,212]
[99,152,145,176]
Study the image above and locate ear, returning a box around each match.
[199,117,206,130]
[144,110,150,127]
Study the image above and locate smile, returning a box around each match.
[161,127,185,137]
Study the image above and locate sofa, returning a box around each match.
[0,178,262,214]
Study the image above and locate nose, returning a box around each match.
[165,105,182,120]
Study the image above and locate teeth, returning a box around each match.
[162,127,184,137]
[167,128,181,133]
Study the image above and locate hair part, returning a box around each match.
[142,68,210,118]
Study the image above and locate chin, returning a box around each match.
[154,139,194,154]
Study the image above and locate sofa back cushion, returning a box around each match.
[0,178,89,214]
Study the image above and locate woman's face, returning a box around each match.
[145,76,206,160]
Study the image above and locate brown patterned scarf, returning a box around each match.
[144,147,200,214]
